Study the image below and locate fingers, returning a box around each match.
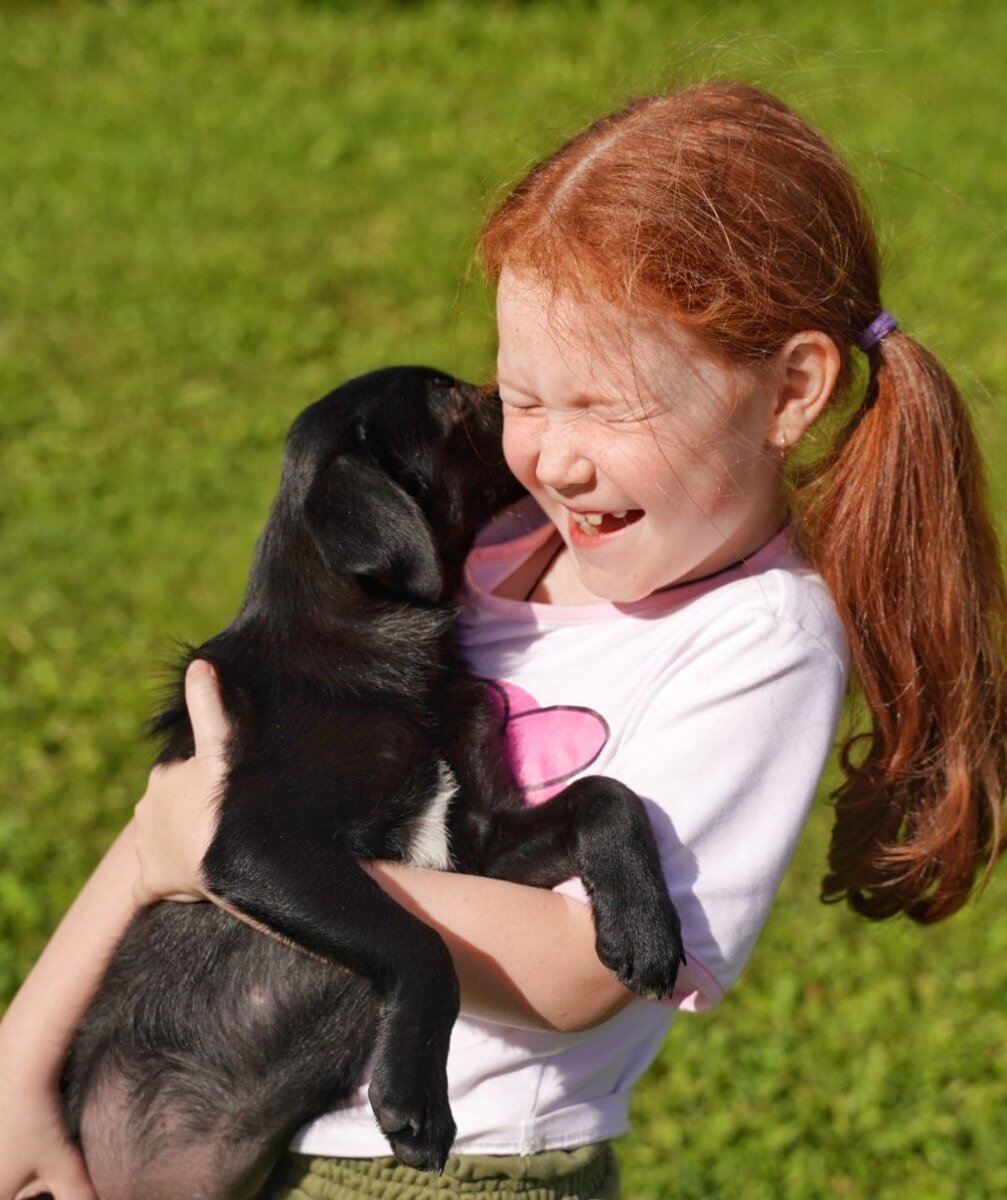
[184,659,230,759]
[132,785,164,908]
[131,858,157,909]
[132,858,195,909]
[132,754,218,906]
[128,660,229,909]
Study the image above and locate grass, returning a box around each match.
[2,1,1005,1195]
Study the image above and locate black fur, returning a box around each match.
[62,366,684,1199]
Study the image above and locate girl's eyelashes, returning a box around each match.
[500,397,543,415]
[604,408,652,425]
[498,377,665,430]
[500,388,646,422]
[499,387,544,413]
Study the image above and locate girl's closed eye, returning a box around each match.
[499,391,542,413]
[595,402,660,427]
[500,383,657,427]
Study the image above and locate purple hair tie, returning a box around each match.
[857,309,898,351]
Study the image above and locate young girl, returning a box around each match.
[3,82,1005,1200]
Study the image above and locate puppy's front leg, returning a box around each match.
[201,823,458,1173]
[474,777,685,1000]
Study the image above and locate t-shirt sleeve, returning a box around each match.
[558,593,848,1012]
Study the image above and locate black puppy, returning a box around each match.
[63,367,684,1200]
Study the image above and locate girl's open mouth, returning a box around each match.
[568,509,644,539]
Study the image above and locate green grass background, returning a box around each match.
[2,2,1005,1196]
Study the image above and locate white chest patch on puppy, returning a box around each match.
[404,760,456,870]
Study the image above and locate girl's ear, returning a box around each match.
[766,331,841,448]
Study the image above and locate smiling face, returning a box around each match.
[496,270,790,604]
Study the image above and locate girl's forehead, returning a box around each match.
[496,269,736,404]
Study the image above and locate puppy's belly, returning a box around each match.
[403,761,456,870]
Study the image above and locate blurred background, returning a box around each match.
[2,2,1005,1196]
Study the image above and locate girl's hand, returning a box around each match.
[2,1082,96,1200]
[132,660,230,906]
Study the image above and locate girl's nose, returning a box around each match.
[534,422,594,492]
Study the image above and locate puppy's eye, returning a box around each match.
[402,468,431,495]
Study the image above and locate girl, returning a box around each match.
[3,82,1005,1200]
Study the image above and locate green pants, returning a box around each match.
[264,1142,619,1199]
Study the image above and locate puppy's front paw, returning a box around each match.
[368,1070,457,1173]
[593,888,685,1000]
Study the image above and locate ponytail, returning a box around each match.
[477,80,1007,922]
[795,333,1007,922]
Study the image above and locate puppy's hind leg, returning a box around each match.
[202,827,460,1174]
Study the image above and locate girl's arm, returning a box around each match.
[0,825,136,1200]
[0,671,230,1200]
[363,861,636,1032]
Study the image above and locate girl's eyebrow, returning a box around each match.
[495,377,533,394]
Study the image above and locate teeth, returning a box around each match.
[570,510,632,533]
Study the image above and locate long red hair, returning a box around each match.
[479,82,1007,923]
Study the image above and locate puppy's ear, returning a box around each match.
[304,455,443,604]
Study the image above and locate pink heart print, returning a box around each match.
[483,680,610,804]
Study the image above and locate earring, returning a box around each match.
[778,432,788,453]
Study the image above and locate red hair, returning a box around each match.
[479,82,1007,923]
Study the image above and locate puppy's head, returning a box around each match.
[287,366,525,604]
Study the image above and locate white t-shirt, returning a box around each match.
[293,504,849,1156]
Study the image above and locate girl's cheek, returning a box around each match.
[502,420,538,489]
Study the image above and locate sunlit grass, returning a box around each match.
[2,2,1004,1195]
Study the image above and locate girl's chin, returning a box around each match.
[564,560,668,605]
